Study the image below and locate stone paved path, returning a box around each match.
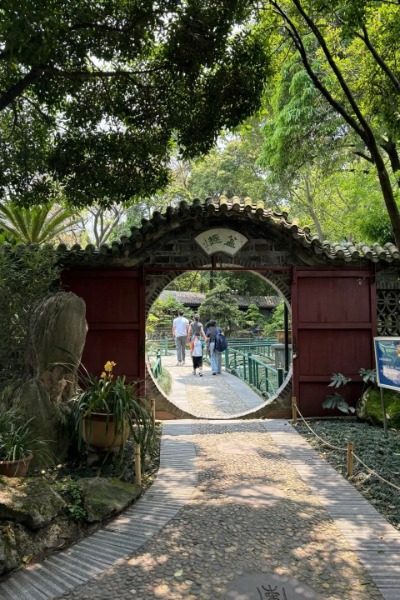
[2,420,400,600]
[162,353,264,418]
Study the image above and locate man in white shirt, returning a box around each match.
[172,310,189,365]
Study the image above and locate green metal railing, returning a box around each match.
[146,338,171,356]
[148,336,278,357]
[227,338,277,361]
[224,347,286,398]
[149,350,163,378]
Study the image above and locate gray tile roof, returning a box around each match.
[160,290,280,309]
[55,196,400,265]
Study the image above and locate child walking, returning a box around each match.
[190,334,203,376]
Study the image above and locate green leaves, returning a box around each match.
[323,371,361,414]
[0,203,78,243]
[0,244,59,384]
[359,368,376,385]
[0,411,34,461]
[0,0,269,208]
[329,372,352,388]
[199,282,243,334]
[323,394,356,414]
[72,364,155,458]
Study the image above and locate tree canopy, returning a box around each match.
[3,1,400,249]
[0,0,268,208]
[260,0,400,245]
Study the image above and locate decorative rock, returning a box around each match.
[357,386,400,428]
[78,478,141,523]
[0,524,19,575]
[0,478,66,530]
[8,292,87,463]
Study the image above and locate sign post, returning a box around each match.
[373,336,400,437]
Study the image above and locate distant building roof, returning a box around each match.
[160,290,280,309]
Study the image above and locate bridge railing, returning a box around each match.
[147,336,279,356]
[227,337,278,361]
[147,349,163,378]
[223,347,286,398]
[146,337,171,356]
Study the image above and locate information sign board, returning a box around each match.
[374,336,400,392]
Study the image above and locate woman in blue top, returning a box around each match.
[205,319,222,375]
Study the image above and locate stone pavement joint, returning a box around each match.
[0,419,399,599]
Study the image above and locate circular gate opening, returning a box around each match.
[146,270,292,419]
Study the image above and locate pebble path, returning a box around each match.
[2,420,399,600]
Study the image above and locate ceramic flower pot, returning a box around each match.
[82,412,129,451]
[0,453,33,477]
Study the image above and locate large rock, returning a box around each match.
[0,477,66,530]
[78,477,141,522]
[0,517,83,576]
[6,292,87,463]
[28,291,87,403]
[357,386,400,428]
[0,475,142,576]
[0,524,19,575]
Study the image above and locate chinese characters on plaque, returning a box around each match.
[195,228,248,256]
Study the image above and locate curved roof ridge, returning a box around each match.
[55,197,400,264]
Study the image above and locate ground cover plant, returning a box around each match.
[297,419,400,530]
[53,421,162,496]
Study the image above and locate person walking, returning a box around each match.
[205,319,222,375]
[190,334,203,376]
[172,310,189,365]
[187,314,206,342]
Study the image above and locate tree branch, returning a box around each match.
[0,66,47,111]
[49,65,164,80]
[291,0,374,143]
[353,150,374,163]
[355,25,400,93]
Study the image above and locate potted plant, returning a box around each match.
[73,361,153,453]
[0,411,34,477]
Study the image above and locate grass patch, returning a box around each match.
[156,368,172,395]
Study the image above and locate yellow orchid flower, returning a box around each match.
[104,360,117,373]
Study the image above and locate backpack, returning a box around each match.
[214,332,227,352]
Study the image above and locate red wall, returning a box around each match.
[63,265,377,417]
[292,268,376,416]
[62,269,145,383]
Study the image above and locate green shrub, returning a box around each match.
[0,244,60,386]
[358,387,400,429]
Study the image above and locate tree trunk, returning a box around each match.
[371,143,400,248]
[304,174,324,241]
[381,139,400,187]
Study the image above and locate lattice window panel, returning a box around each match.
[377,289,400,335]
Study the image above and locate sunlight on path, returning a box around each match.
[162,353,264,418]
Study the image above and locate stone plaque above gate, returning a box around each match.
[195,228,248,256]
